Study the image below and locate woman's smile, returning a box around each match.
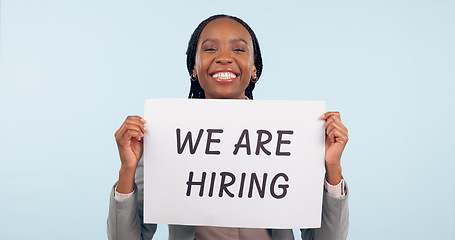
[210,70,239,82]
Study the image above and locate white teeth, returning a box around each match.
[212,72,236,79]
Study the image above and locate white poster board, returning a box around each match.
[143,99,326,229]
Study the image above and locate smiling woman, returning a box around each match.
[191,18,257,99]
[108,14,349,240]
[186,15,263,99]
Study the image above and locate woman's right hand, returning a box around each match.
[114,116,147,193]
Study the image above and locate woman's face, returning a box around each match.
[194,18,256,99]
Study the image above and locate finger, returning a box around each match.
[124,118,147,133]
[327,126,348,141]
[127,116,147,132]
[123,123,144,137]
[325,115,348,133]
[115,123,124,138]
[327,129,339,144]
[116,117,136,137]
[324,116,333,129]
[115,121,146,144]
[124,116,146,127]
[116,127,142,143]
[324,114,340,129]
[330,115,348,133]
[126,129,143,142]
[320,111,341,120]
[327,128,348,144]
[326,122,337,135]
[116,116,147,137]
[118,128,144,145]
[126,115,146,123]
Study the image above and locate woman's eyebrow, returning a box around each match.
[230,38,248,44]
[201,38,248,45]
[201,38,218,45]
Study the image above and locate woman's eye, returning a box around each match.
[204,48,216,51]
[233,48,246,52]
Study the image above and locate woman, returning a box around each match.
[108,14,349,240]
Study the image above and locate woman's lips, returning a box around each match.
[211,71,238,82]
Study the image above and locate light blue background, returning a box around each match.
[0,0,454,239]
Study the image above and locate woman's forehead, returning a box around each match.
[199,18,252,43]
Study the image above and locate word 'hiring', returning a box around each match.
[186,171,289,199]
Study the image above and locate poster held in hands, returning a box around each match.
[143,99,326,229]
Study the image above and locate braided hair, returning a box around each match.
[186,14,263,99]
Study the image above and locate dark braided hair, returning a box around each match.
[186,14,263,99]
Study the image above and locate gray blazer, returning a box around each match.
[107,158,349,240]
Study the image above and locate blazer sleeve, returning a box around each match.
[107,158,157,240]
[300,184,349,240]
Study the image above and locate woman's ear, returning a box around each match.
[192,69,197,78]
[191,69,198,81]
[251,66,257,80]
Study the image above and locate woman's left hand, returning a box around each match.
[320,111,349,185]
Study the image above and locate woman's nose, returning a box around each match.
[215,49,233,64]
